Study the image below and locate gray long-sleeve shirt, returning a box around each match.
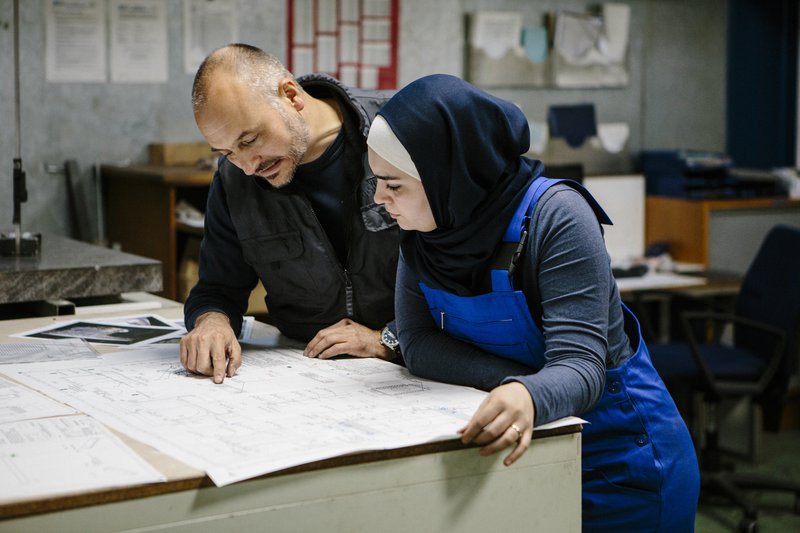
[395,183,634,425]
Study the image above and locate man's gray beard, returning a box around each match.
[264,108,309,189]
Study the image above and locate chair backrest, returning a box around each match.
[734,224,800,429]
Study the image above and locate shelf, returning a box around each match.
[101,164,214,301]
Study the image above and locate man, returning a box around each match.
[181,44,400,383]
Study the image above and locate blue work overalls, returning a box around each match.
[419,177,700,532]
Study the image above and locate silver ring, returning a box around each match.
[510,423,523,440]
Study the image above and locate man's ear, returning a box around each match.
[279,78,305,112]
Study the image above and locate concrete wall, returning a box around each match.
[0,0,727,239]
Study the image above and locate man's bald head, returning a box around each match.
[192,44,297,114]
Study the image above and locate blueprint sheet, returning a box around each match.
[0,339,99,364]
[4,345,488,486]
[0,415,165,501]
[0,375,76,424]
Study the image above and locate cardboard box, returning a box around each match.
[148,142,211,166]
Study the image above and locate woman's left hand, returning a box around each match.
[458,381,534,466]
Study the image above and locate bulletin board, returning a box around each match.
[287,0,399,90]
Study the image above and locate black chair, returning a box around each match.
[649,224,800,533]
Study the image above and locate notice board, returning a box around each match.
[287,0,399,89]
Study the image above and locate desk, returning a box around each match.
[645,196,800,275]
[617,271,741,342]
[0,307,582,532]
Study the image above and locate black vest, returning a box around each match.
[219,75,399,341]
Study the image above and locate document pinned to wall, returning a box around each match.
[288,0,399,89]
[183,0,239,75]
[45,0,107,82]
[469,11,523,60]
[552,3,631,87]
[109,0,168,83]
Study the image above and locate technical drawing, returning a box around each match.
[5,345,487,486]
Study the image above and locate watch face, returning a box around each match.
[381,327,399,349]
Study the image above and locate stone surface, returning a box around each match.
[0,235,162,304]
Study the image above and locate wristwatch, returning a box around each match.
[379,325,400,354]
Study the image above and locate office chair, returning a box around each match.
[649,224,800,533]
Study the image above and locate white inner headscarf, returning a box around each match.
[367,115,421,181]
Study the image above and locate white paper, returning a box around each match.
[583,175,645,265]
[317,0,337,33]
[470,12,523,60]
[292,47,314,77]
[536,416,585,431]
[360,66,379,89]
[527,121,549,154]
[554,11,604,66]
[109,0,168,83]
[240,316,254,340]
[362,18,390,40]
[361,42,390,66]
[0,375,77,424]
[598,3,630,63]
[316,35,338,72]
[339,65,359,87]
[7,346,489,486]
[594,122,630,154]
[183,0,239,75]
[339,24,359,63]
[555,6,629,66]
[363,0,390,17]
[340,0,359,22]
[292,0,314,44]
[0,415,165,502]
[0,339,99,364]
[616,273,707,292]
[45,0,107,82]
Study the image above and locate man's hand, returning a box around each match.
[458,382,535,466]
[304,318,396,360]
[180,312,242,384]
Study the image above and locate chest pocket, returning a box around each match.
[240,231,304,265]
[421,285,546,370]
[240,231,326,296]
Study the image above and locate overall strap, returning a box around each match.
[490,177,613,292]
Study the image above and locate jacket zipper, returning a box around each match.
[301,195,355,318]
[344,269,354,317]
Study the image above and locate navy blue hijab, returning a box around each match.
[377,74,545,296]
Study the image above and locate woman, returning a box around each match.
[366,74,699,532]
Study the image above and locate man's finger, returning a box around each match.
[304,320,351,356]
[304,329,330,357]
[211,348,227,384]
[179,338,188,367]
[227,342,242,377]
[307,331,345,358]
[317,341,349,359]
[185,341,200,373]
